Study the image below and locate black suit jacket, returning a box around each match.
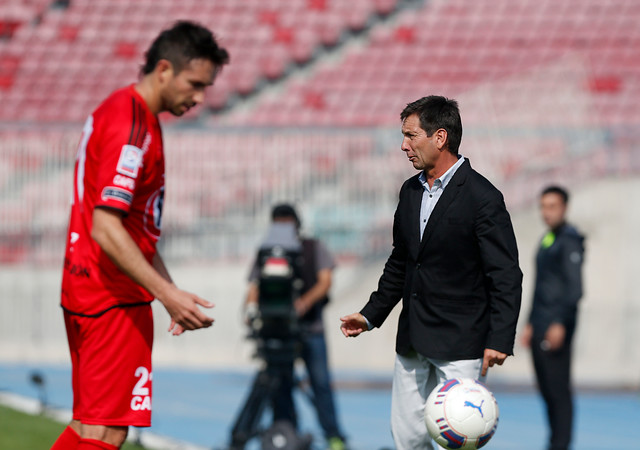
[360,159,522,360]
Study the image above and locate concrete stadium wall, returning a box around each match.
[1,176,639,388]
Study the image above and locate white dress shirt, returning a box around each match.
[418,155,465,239]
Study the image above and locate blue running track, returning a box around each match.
[1,364,639,449]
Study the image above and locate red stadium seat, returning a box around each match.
[58,24,79,41]
[273,27,295,44]
[587,76,623,94]
[0,74,14,90]
[308,0,327,11]
[257,9,279,26]
[113,41,139,59]
[393,26,415,44]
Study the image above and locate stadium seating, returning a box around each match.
[0,0,400,123]
[228,0,640,127]
[1,0,638,126]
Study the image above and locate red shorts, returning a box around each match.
[64,304,153,427]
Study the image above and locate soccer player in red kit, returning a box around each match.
[51,22,229,450]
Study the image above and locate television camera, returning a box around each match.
[228,222,312,450]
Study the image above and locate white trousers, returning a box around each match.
[390,352,485,450]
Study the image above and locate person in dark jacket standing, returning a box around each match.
[521,185,585,450]
[340,96,522,450]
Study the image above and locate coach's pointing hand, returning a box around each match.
[159,286,214,336]
[340,313,368,338]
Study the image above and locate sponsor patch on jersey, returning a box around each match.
[113,174,136,191]
[116,145,143,178]
[102,187,133,205]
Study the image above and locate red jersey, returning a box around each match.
[62,85,165,316]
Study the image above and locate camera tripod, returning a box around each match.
[228,338,312,450]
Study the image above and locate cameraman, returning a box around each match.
[244,204,347,450]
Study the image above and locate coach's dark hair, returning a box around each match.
[541,185,569,204]
[142,21,229,75]
[400,96,463,155]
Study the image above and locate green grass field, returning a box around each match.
[0,404,145,450]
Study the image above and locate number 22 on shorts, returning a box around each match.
[131,366,152,411]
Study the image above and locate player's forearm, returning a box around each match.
[91,208,174,301]
[152,252,174,284]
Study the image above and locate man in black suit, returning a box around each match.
[340,96,522,449]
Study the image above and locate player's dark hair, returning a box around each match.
[142,21,229,75]
[541,185,569,204]
[400,95,463,155]
[271,203,301,230]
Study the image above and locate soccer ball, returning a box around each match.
[424,378,499,449]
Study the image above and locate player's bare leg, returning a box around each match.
[67,419,81,432]
[51,420,81,449]
[80,423,128,448]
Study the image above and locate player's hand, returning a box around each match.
[340,313,368,338]
[543,323,565,351]
[482,348,508,376]
[160,287,214,334]
[168,320,185,336]
[520,323,533,348]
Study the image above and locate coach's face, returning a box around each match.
[159,58,218,116]
[401,114,444,171]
